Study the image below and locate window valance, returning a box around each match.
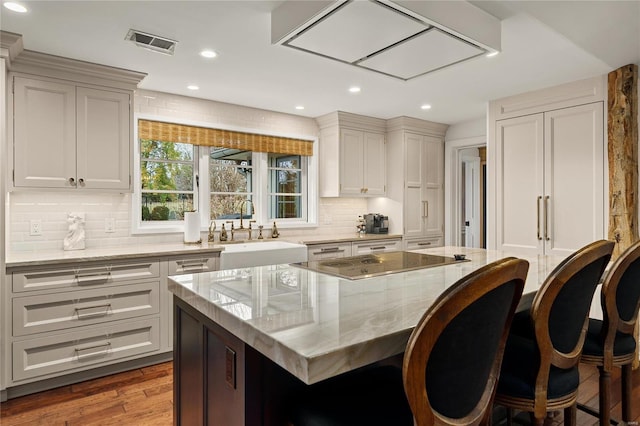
[138,119,313,156]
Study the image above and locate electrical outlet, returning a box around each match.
[30,219,42,236]
[105,218,116,233]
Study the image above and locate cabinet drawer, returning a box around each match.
[13,317,160,381]
[168,255,218,275]
[307,243,352,261]
[352,239,402,255]
[13,281,160,336]
[12,260,160,293]
[405,236,443,250]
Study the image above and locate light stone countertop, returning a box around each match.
[168,246,568,385]
[294,233,403,245]
[6,242,226,269]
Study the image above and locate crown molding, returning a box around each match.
[0,31,24,66]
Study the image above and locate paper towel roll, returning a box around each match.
[184,211,201,244]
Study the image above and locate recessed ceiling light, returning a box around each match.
[200,50,217,59]
[295,105,305,110]
[348,86,361,93]
[421,104,432,110]
[187,85,199,90]
[3,2,27,12]
[486,51,499,58]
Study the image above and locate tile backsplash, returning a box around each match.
[7,192,367,252]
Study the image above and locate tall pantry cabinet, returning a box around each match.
[386,117,448,249]
[488,76,606,256]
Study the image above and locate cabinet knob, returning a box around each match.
[79,178,85,186]
[69,177,76,186]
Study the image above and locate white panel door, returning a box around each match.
[544,102,604,256]
[404,133,424,237]
[464,157,481,248]
[76,87,131,190]
[13,77,76,188]
[339,128,364,195]
[362,132,386,195]
[496,114,544,255]
[424,136,444,236]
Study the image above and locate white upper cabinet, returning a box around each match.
[317,111,387,197]
[8,51,146,191]
[489,76,606,256]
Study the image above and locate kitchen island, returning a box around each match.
[168,246,568,425]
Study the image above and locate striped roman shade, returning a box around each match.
[138,119,313,156]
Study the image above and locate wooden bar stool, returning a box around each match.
[494,240,614,426]
[579,240,640,425]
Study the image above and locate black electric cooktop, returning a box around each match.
[292,251,466,280]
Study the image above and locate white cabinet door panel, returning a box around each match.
[76,87,130,190]
[496,114,544,255]
[544,103,604,256]
[339,129,364,195]
[13,77,76,188]
[363,132,386,195]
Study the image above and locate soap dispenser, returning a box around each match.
[219,223,228,242]
[271,221,279,238]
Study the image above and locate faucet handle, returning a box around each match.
[225,220,235,230]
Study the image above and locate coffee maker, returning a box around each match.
[363,213,389,234]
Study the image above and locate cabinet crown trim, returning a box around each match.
[316,111,387,133]
[386,116,449,136]
[10,50,147,90]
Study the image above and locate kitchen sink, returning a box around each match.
[219,240,308,270]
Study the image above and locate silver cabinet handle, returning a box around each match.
[537,196,542,240]
[69,177,76,186]
[75,342,111,360]
[74,304,112,319]
[544,196,550,241]
[75,269,111,285]
[176,259,208,272]
[422,201,429,218]
[319,247,341,253]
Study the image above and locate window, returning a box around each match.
[134,118,317,234]
[269,154,304,220]
[209,148,253,220]
[140,139,196,221]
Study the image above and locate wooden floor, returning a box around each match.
[1,361,639,425]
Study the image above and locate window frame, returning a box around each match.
[132,114,318,235]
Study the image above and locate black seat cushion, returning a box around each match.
[497,334,579,400]
[582,318,637,357]
[290,365,414,426]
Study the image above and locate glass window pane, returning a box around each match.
[270,169,301,193]
[142,161,193,191]
[141,193,194,221]
[141,140,193,161]
[269,154,300,169]
[270,195,301,219]
[210,162,252,193]
[210,194,253,220]
[211,148,252,163]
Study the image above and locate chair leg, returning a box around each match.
[564,404,577,426]
[621,363,632,422]
[599,366,612,426]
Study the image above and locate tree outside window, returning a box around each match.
[209,148,253,220]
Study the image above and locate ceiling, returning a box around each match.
[1,1,639,126]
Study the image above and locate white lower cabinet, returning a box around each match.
[307,242,353,261]
[12,317,160,381]
[352,238,402,255]
[404,236,444,251]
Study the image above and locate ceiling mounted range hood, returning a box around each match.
[271,0,501,81]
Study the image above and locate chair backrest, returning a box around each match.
[600,240,640,367]
[403,257,528,426]
[531,240,614,372]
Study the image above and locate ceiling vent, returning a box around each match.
[125,29,177,55]
[271,0,501,81]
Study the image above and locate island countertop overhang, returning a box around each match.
[168,246,568,385]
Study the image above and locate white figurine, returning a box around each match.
[64,212,86,250]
